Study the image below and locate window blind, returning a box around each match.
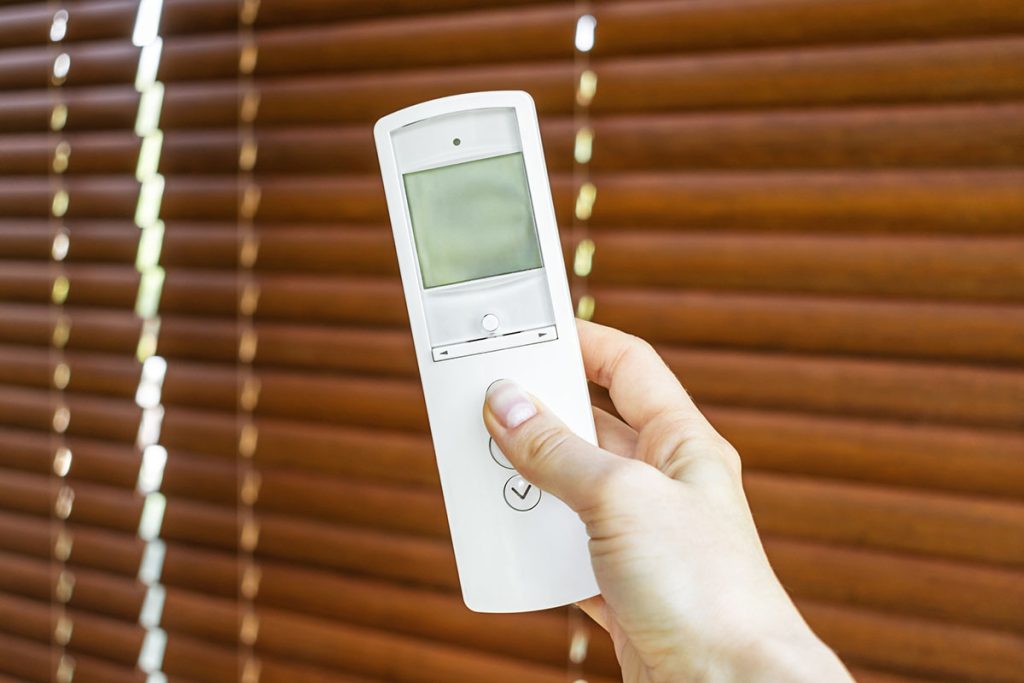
[1,1,1022,683]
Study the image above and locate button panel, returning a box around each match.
[432,325,556,362]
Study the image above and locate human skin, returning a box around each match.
[483,320,854,683]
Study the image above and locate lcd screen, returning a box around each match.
[403,152,543,289]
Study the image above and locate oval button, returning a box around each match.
[489,437,514,469]
[481,314,499,332]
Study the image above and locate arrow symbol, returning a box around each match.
[440,350,448,356]
[511,483,533,500]
[538,332,547,338]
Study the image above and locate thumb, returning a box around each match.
[483,379,622,513]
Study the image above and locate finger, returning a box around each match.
[577,319,706,432]
[576,595,610,632]
[593,406,638,457]
[483,379,623,513]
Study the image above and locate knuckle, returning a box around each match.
[645,410,743,478]
[591,458,652,505]
[523,423,571,470]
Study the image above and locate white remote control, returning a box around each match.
[374,91,600,612]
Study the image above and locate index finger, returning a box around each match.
[576,319,703,431]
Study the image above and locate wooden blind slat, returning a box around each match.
[594,0,1024,55]
[0,426,141,489]
[0,591,144,666]
[0,629,145,683]
[765,537,1024,633]
[0,384,142,442]
[0,42,138,90]
[803,599,1024,683]
[0,549,145,622]
[0,303,140,353]
[0,509,144,578]
[707,406,1024,499]
[0,1,136,49]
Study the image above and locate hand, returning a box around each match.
[483,320,853,683]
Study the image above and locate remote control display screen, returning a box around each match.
[404,152,543,289]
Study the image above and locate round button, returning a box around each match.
[481,314,499,332]
[489,438,514,469]
[503,475,541,512]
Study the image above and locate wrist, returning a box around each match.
[712,629,852,683]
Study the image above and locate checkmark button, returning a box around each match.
[503,475,541,512]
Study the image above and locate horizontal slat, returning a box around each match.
[160,224,399,274]
[0,468,143,534]
[0,177,138,218]
[660,346,1024,429]
[0,303,140,354]
[591,232,1024,301]
[0,629,145,683]
[766,537,1024,633]
[0,262,139,308]
[0,220,140,263]
[593,36,1024,113]
[584,170,1024,232]
[161,447,447,538]
[0,384,141,442]
[163,631,386,683]
[747,472,1024,567]
[593,288,1024,363]
[0,550,145,622]
[160,408,437,487]
[0,509,143,578]
[0,1,136,49]
[0,425,141,489]
[0,344,141,398]
[161,363,426,430]
[0,132,139,175]
[707,406,1024,499]
[157,317,414,373]
[0,591,144,666]
[593,0,1024,55]
[160,499,458,589]
[0,84,138,133]
[586,103,1024,170]
[0,41,137,90]
[158,0,557,35]
[159,4,575,81]
[803,599,1024,682]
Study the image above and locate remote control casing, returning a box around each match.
[374,91,599,613]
